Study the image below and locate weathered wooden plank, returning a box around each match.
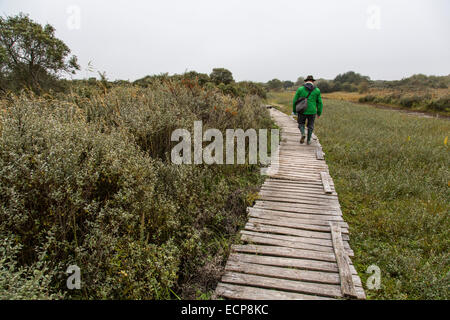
[240,230,353,254]
[269,174,334,187]
[321,172,333,194]
[228,252,359,274]
[256,198,341,209]
[269,171,323,180]
[330,222,358,299]
[257,195,336,206]
[275,156,321,160]
[273,169,327,175]
[269,163,328,170]
[240,233,336,253]
[254,201,342,215]
[221,272,343,298]
[245,222,334,241]
[259,186,338,201]
[271,159,327,164]
[276,157,321,162]
[274,165,327,171]
[245,221,350,241]
[224,259,362,288]
[240,229,353,254]
[276,159,320,164]
[215,282,332,300]
[272,167,322,173]
[269,167,328,173]
[264,177,333,184]
[262,183,333,192]
[260,187,338,196]
[248,207,344,221]
[248,217,349,234]
[261,186,336,196]
[316,147,325,160]
[270,175,327,183]
[247,209,349,229]
[232,244,336,262]
[225,260,342,285]
[263,179,333,187]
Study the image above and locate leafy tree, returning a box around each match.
[238,81,267,99]
[182,71,210,86]
[294,77,304,86]
[210,68,234,85]
[358,81,370,93]
[0,13,80,93]
[316,80,334,93]
[267,78,283,91]
[334,71,370,84]
[283,80,294,90]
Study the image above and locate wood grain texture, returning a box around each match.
[215,107,365,300]
[321,172,333,194]
[330,222,358,299]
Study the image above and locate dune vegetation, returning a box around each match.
[0,80,273,299]
[268,93,450,300]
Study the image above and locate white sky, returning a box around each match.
[1,0,449,82]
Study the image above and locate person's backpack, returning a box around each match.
[295,88,313,114]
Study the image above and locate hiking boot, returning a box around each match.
[299,125,306,144]
[300,135,305,144]
[307,130,313,145]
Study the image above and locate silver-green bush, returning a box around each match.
[0,80,271,299]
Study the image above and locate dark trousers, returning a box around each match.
[297,114,316,133]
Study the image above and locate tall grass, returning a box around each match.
[0,80,272,299]
[317,101,449,299]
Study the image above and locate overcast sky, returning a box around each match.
[1,0,449,82]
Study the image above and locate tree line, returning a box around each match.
[266,71,449,93]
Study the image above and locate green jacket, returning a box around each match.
[292,85,323,116]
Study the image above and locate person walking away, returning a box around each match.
[292,75,323,145]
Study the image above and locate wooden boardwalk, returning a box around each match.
[215,107,366,300]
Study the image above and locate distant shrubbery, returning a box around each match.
[269,71,449,114]
[269,71,372,93]
[0,80,272,299]
[133,69,267,100]
[359,92,450,113]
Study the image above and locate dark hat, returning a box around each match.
[304,75,316,82]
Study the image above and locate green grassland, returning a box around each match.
[268,92,449,299]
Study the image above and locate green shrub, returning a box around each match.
[0,81,272,299]
[0,237,64,299]
[359,95,376,103]
[399,95,423,108]
[427,95,450,112]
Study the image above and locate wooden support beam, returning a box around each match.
[316,147,325,160]
[330,222,358,299]
[320,172,333,194]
